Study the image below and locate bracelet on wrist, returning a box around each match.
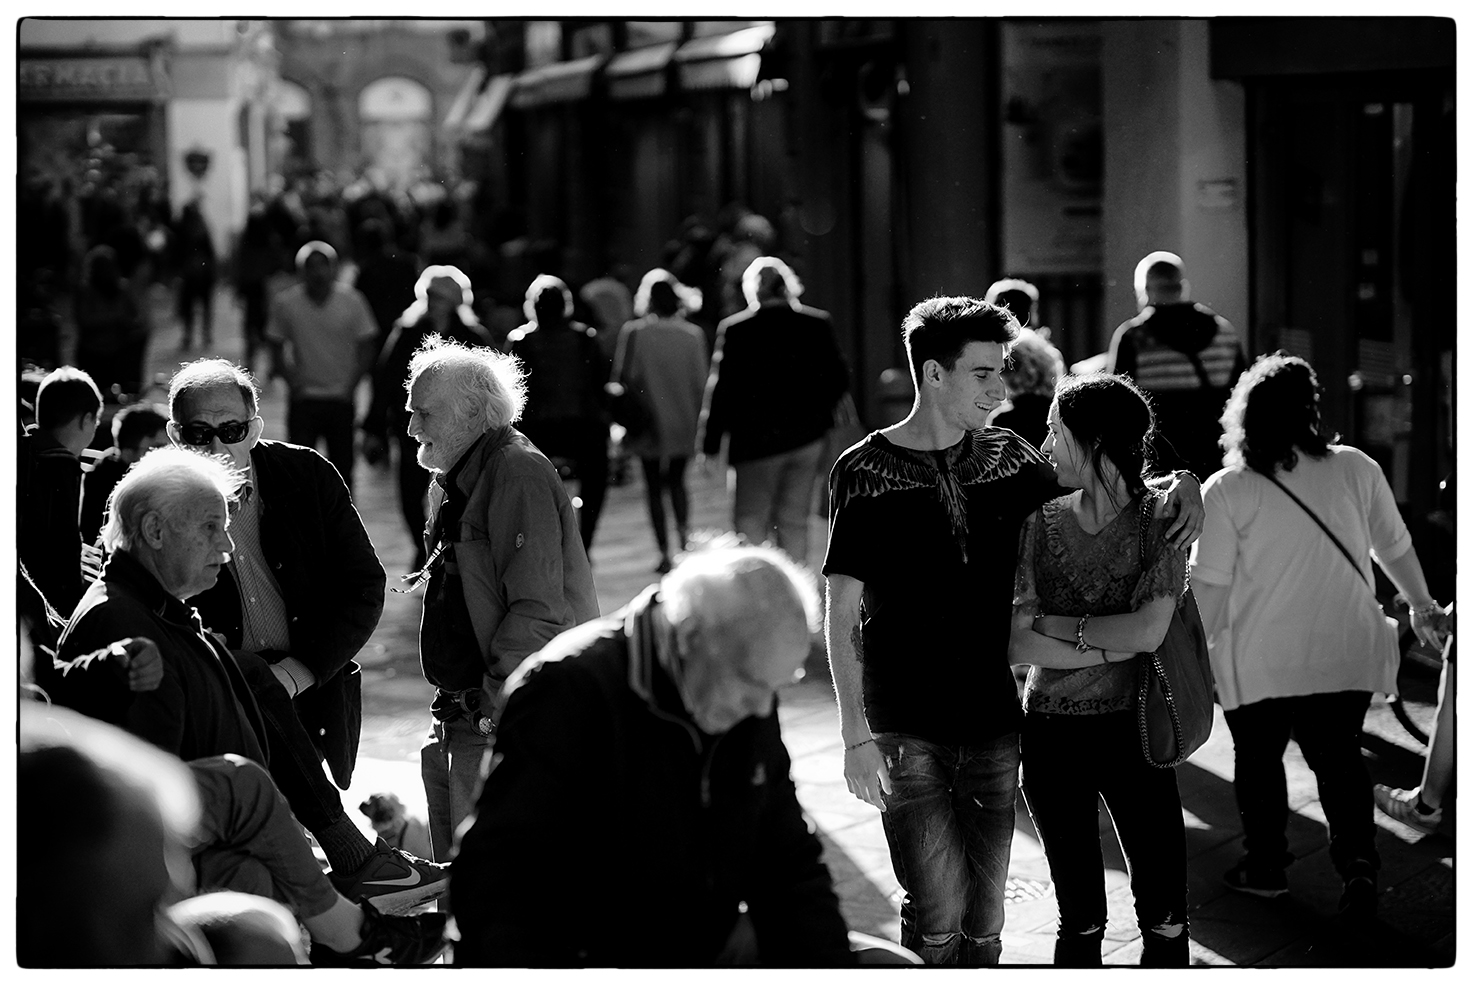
[1410,601,1441,618]
[845,738,875,752]
[1074,614,1092,653]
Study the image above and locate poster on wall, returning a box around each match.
[1000,21,1103,274]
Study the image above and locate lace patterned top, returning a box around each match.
[1014,491,1187,715]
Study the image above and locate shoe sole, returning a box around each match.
[1223,881,1288,899]
[357,877,451,916]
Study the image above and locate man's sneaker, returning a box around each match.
[1222,859,1289,898]
[330,837,450,914]
[1373,784,1443,835]
[1338,859,1378,921]
[311,902,449,965]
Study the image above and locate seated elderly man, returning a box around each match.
[20,702,449,966]
[164,358,444,909]
[449,544,855,967]
[46,447,444,916]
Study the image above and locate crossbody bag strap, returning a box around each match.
[1261,471,1370,589]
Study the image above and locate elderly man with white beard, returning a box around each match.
[402,335,599,861]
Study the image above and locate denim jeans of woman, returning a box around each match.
[874,731,1019,966]
[1021,710,1189,967]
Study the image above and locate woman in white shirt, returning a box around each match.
[1190,353,1447,919]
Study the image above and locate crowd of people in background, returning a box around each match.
[14,159,1456,969]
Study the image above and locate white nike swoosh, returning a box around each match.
[363,869,425,888]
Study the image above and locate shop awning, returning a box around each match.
[510,54,605,109]
[674,23,776,92]
[463,73,513,133]
[441,65,486,131]
[605,41,677,101]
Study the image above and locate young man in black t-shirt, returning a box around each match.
[823,297,1200,966]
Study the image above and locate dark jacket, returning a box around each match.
[365,313,495,443]
[450,588,854,968]
[701,303,850,464]
[49,551,269,767]
[504,319,610,425]
[80,448,128,544]
[17,426,84,614]
[191,439,384,788]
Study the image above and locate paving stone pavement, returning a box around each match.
[134,288,1456,967]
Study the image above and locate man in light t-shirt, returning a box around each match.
[267,241,378,489]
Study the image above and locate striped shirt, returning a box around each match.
[229,464,293,654]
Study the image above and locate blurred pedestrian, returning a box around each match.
[1190,353,1449,918]
[611,269,710,573]
[266,241,379,489]
[234,200,279,377]
[1106,251,1248,480]
[173,201,218,351]
[75,244,147,397]
[450,544,854,967]
[352,218,421,350]
[404,337,597,861]
[985,279,1066,450]
[506,274,612,553]
[80,402,170,543]
[579,264,635,361]
[18,366,102,614]
[700,257,849,564]
[365,266,495,571]
[1009,373,1192,966]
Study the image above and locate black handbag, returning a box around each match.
[1134,497,1216,768]
[609,325,652,437]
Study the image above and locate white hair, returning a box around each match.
[661,543,822,638]
[406,334,527,432]
[101,447,244,554]
[742,256,804,311]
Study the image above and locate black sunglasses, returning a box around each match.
[179,418,254,446]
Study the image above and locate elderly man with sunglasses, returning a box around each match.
[164,358,447,912]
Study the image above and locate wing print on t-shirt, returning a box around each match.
[832,428,1046,563]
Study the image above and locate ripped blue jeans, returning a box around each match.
[1020,710,1189,967]
[874,731,1019,966]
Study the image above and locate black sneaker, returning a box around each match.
[1222,859,1289,898]
[1338,859,1378,920]
[312,902,449,966]
[330,837,450,914]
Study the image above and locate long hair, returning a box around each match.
[1220,352,1335,475]
[1053,372,1157,508]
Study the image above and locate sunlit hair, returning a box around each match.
[168,358,261,421]
[406,334,527,433]
[112,403,169,451]
[634,268,703,318]
[1134,250,1185,308]
[1219,352,1334,475]
[1053,372,1157,508]
[522,273,575,323]
[985,278,1039,328]
[901,295,1019,389]
[294,240,338,270]
[35,366,103,429]
[1003,327,1066,400]
[741,256,804,311]
[661,540,822,637]
[397,265,480,328]
[101,446,244,555]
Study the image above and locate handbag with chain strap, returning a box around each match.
[1134,496,1217,767]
